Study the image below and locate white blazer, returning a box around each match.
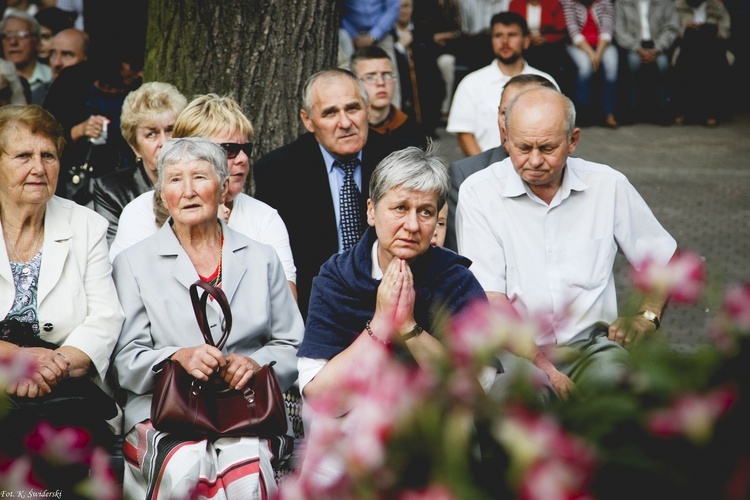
[0,196,125,384]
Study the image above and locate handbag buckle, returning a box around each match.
[190,380,202,397]
[244,388,255,404]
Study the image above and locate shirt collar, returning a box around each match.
[503,157,589,202]
[320,144,363,174]
[371,240,383,280]
[491,60,530,79]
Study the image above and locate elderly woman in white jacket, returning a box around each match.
[0,105,124,455]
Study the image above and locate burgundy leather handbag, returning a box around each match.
[150,280,288,438]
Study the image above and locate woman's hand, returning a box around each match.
[7,378,51,398]
[219,354,261,390]
[5,347,66,397]
[71,115,109,142]
[171,345,226,381]
[373,258,416,336]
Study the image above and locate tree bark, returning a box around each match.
[144,0,339,166]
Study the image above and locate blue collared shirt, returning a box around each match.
[320,145,364,253]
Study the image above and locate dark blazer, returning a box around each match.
[93,163,154,244]
[254,131,399,319]
[445,146,508,252]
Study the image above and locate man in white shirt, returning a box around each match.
[446,11,557,157]
[457,87,676,398]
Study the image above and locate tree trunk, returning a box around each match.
[144,0,339,168]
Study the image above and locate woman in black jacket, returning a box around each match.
[92,81,186,243]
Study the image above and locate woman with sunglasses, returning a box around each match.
[109,94,298,299]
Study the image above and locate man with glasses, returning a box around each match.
[351,46,428,148]
[0,10,52,104]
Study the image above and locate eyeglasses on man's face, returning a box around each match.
[361,72,397,85]
[1,31,34,42]
[219,142,253,159]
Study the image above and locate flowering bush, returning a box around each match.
[0,352,120,499]
[281,252,750,499]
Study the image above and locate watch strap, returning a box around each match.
[400,324,423,342]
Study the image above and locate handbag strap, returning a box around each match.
[189,280,233,350]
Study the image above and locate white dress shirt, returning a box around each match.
[456,157,676,345]
[447,61,559,152]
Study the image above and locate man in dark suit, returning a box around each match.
[254,68,398,319]
[444,73,557,251]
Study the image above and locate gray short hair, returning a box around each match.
[369,141,449,209]
[156,137,228,197]
[301,68,368,116]
[505,87,577,141]
[1,10,40,37]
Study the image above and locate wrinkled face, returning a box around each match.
[0,125,59,207]
[161,159,227,228]
[2,18,37,67]
[300,76,368,161]
[132,111,177,178]
[430,203,448,247]
[505,93,579,194]
[206,129,249,204]
[354,57,395,113]
[49,31,87,77]
[491,22,528,65]
[367,186,439,264]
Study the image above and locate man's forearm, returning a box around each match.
[457,132,482,157]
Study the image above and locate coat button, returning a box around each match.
[43,323,53,332]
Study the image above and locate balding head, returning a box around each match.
[49,28,88,77]
[506,87,577,141]
[503,87,580,202]
[498,74,557,145]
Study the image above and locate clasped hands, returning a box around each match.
[171,346,260,391]
[369,258,417,342]
[7,347,69,398]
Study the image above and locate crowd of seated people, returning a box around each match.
[0,0,745,497]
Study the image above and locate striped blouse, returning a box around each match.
[561,0,615,46]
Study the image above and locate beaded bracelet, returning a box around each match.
[365,320,390,345]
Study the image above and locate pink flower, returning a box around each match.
[291,350,434,495]
[74,447,121,500]
[24,422,91,466]
[520,459,595,500]
[0,456,43,493]
[0,350,36,389]
[631,252,705,304]
[400,484,457,499]
[723,283,750,331]
[646,386,735,445]
[495,408,596,496]
[449,300,540,366]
